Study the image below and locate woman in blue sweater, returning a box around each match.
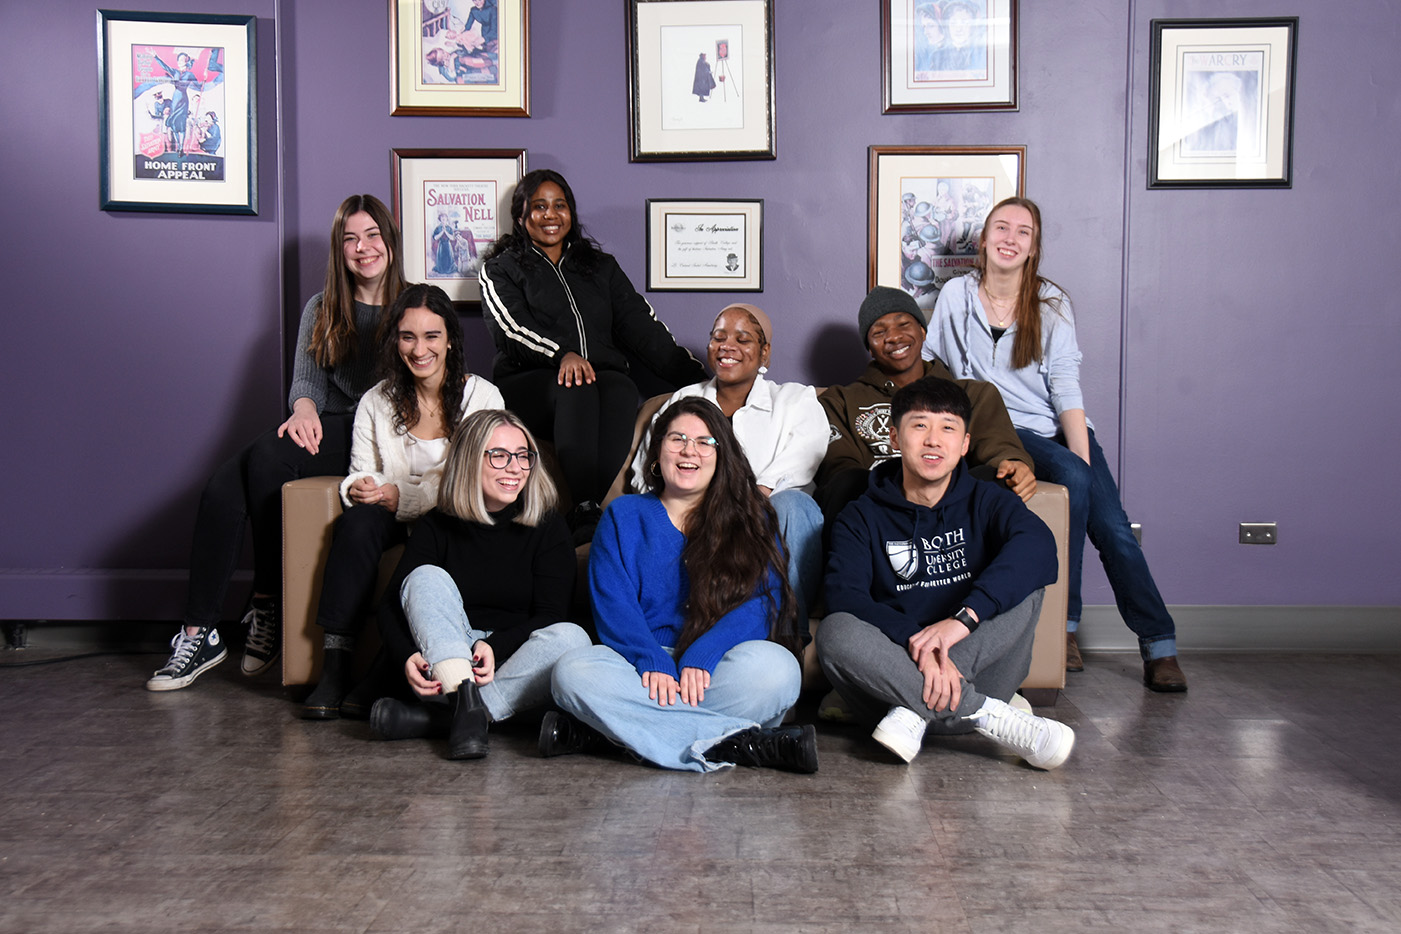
[923,197,1186,692]
[545,397,817,773]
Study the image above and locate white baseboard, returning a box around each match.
[1078,605,1401,653]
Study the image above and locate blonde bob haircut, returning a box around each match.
[437,409,558,526]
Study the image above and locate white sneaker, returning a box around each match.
[970,697,1074,770]
[1009,693,1033,714]
[872,706,927,763]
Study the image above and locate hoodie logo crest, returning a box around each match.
[885,539,919,581]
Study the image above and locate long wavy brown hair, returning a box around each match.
[641,397,800,658]
[973,196,1066,371]
[376,283,469,436]
[308,194,406,368]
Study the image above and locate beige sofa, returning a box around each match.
[282,395,1068,703]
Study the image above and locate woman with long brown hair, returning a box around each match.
[544,397,817,773]
[299,284,504,718]
[148,195,406,692]
[922,196,1186,693]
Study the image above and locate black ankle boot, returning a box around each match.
[301,647,355,720]
[704,725,819,773]
[447,682,490,760]
[538,710,606,758]
[369,696,451,740]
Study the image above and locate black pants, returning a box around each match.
[496,368,639,505]
[315,504,408,635]
[183,415,354,628]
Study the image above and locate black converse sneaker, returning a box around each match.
[146,627,227,691]
[240,598,280,676]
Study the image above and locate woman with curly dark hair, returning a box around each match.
[149,195,406,693]
[543,397,817,773]
[300,284,503,717]
[479,169,705,535]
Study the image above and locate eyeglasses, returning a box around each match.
[484,448,538,470]
[663,432,718,456]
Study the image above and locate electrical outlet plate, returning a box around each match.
[1239,522,1277,545]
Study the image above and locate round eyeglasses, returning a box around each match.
[662,432,718,456]
[484,448,538,470]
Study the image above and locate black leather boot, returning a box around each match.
[369,696,451,740]
[447,682,490,760]
[704,725,819,773]
[338,649,393,720]
[537,710,606,757]
[301,647,355,720]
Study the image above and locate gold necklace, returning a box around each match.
[981,285,1016,328]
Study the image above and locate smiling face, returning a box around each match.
[342,210,391,292]
[522,180,572,262]
[396,305,450,389]
[867,311,927,380]
[707,307,769,391]
[980,203,1037,276]
[480,423,531,512]
[891,408,970,502]
[657,412,718,499]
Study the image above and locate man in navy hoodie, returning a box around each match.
[816,377,1074,769]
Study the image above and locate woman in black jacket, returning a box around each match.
[479,170,705,533]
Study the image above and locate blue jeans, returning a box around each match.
[550,640,801,772]
[771,489,823,631]
[1015,428,1176,660]
[400,565,592,721]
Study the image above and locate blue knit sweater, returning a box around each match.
[589,494,776,678]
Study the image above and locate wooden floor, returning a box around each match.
[2,648,1399,933]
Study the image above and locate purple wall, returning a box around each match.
[3,0,1398,622]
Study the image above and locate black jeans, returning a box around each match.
[183,415,354,628]
[314,503,408,635]
[496,368,639,505]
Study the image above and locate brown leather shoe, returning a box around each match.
[1065,631,1084,672]
[1144,656,1188,693]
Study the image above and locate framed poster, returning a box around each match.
[97,10,257,214]
[390,0,530,116]
[627,0,776,161]
[392,149,526,304]
[1149,18,1298,188]
[883,0,1017,113]
[868,145,1025,313]
[646,199,763,291]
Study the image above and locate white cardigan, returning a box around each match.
[339,375,505,520]
[628,375,828,495]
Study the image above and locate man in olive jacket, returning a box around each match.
[816,286,1034,524]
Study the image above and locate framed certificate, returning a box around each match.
[646,199,763,291]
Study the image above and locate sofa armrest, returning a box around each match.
[282,477,345,686]
[1021,481,1069,698]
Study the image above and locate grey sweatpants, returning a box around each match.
[816,589,1044,735]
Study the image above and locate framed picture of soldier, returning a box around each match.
[882,0,1017,113]
[392,148,526,305]
[390,0,530,116]
[1148,18,1298,188]
[97,10,257,214]
[868,145,1025,314]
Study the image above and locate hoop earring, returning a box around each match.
[649,461,661,478]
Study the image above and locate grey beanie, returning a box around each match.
[858,285,923,348]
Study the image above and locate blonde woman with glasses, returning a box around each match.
[370,409,590,759]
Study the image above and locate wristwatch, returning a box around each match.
[953,607,979,633]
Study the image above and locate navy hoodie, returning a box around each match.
[825,458,1056,646]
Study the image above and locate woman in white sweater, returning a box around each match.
[302,283,503,717]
